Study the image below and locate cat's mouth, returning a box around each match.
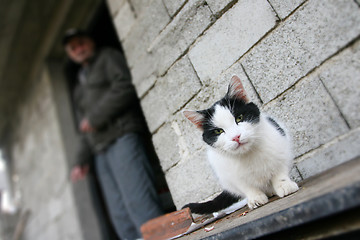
[234,141,248,149]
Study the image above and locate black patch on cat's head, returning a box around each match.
[197,108,217,146]
[218,96,260,124]
[200,96,260,146]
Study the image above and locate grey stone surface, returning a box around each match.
[164,116,221,208]
[189,0,276,83]
[166,154,221,209]
[152,122,181,172]
[10,71,83,240]
[206,0,233,14]
[153,110,207,173]
[148,0,213,76]
[153,109,222,208]
[319,40,360,129]
[262,75,349,158]
[105,0,125,16]
[296,128,360,179]
[130,51,157,89]
[191,61,262,107]
[114,1,136,41]
[162,57,202,118]
[163,0,187,16]
[128,0,152,16]
[140,79,167,133]
[141,56,202,132]
[290,166,302,183]
[268,0,305,19]
[135,74,156,99]
[207,62,262,106]
[123,0,170,68]
[242,0,360,103]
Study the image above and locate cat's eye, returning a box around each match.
[236,114,244,123]
[214,129,224,135]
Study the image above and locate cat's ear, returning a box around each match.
[183,110,205,129]
[227,75,249,103]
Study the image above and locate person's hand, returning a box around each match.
[70,165,89,182]
[80,118,95,133]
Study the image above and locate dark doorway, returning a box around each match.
[86,0,175,213]
[64,1,176,239]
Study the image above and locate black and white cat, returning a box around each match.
[182,76,298,214]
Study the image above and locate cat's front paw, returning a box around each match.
[274,180,299,198]
[247,192,268,209]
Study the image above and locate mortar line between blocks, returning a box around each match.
[264,35,360,106]
[318,76,351,130]
[266,0,281,20]
[294,165,305,181]
[240,63,264,105]
[294,128,360,164]
[126,0,137,18]
[276,0,310,22]
[151,121,166,136]
[157,0,243,78]
[236,0,309,63]
[175,88,203,114]
[139,77,158,100]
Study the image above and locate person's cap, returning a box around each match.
[62,28,91,46]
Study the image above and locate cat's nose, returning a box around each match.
[232,135,241,143]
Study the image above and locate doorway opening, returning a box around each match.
[64,0,176,217]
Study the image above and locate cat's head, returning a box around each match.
[184,76,260,155]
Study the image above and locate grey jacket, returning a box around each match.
[73,47,146,165]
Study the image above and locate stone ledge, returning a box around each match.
[179,156,360,239]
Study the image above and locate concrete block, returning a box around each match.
[242,0,360,103]
[319,40,360,129]
[165,147,221,209]
[106,0,125,16]
[268,0,305,19]
[148,0,212,76]
[114,1,136,41]
[189,0,276,83]
[129,0,152,17]
[206,0,233,14]
[262,75,349,158]
[163,0,187,16]
[193,61,262,107]
[123,0,170,67]
[290,166,302,183]
[296,128,360,179]
[214,62,262,106]
[153,107,207,172]
[162,56,202,115]
[141,56,202,132]
[130,51,157,89]
[153,109,221,208]
[135,74,156,99]
[141,81,167,133]
[152,122,181,172]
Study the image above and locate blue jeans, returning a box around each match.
[95,133,163,240]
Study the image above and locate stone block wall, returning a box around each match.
[107,0,360,209]
[7,68,82,240]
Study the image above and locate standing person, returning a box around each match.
[63,28,164,240]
